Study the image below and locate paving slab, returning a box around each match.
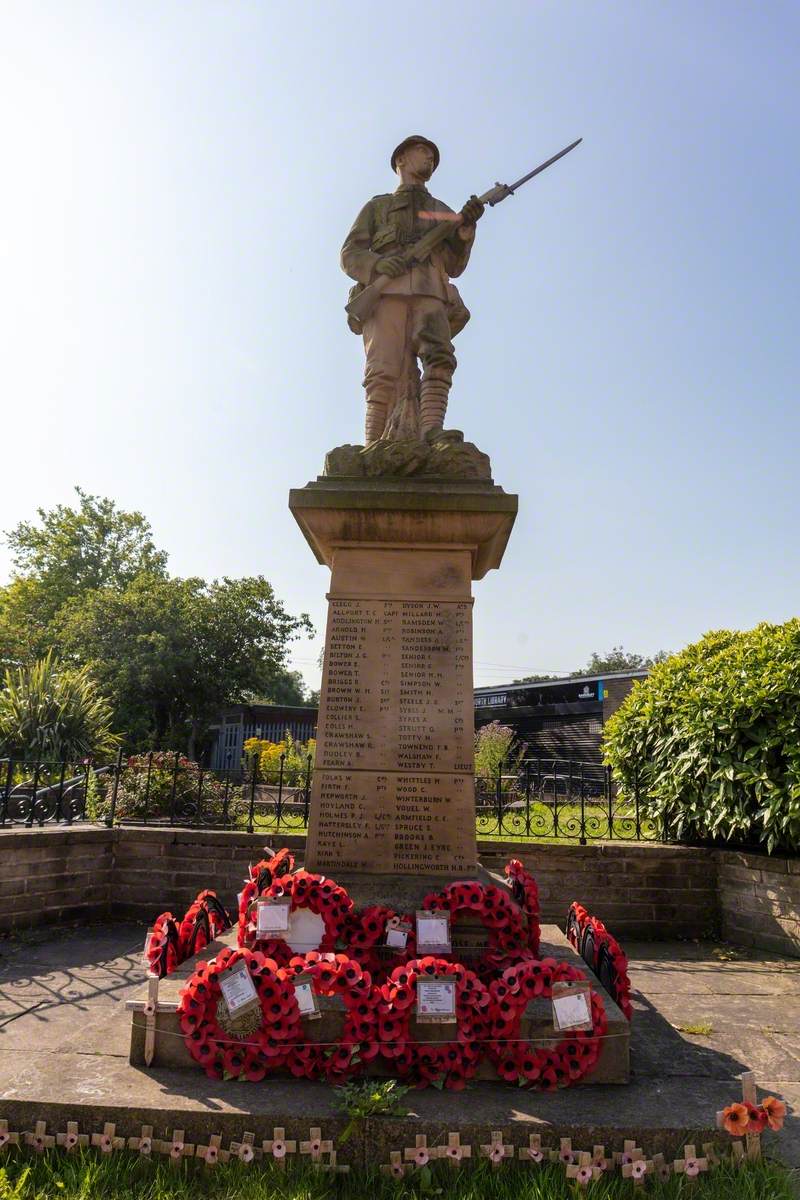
[0,922,797,1168]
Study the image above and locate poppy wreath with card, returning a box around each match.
[147,912,183,977]
[279,951,380,1082]
[504,859,542,955]
[488,957,607,1089]
[421,881,530,980]
[236,851,302,952]
[178,890,232,959]
[566,901,633,1021]
[238,868,353,959]
[177,947,302,1080]
[341,905,417,982]
[236,848,299,945]
[378,955,493,1090]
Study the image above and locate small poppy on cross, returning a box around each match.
[480,1131,514,1168]
[56,1122,88,1154]
[263,1126,297,1168]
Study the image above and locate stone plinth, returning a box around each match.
[289,477,517,876]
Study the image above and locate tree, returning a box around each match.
[514,646,669,684]
[56,574,313,754]
[5,487,168,623]
[0,578,55,670]
[0,652,120,761]
[578,646,668,676]
[1,490,315,753]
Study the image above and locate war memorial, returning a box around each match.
[0,135,796,1186]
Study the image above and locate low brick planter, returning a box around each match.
[1,826,798,958]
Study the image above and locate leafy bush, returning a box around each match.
[603,620,800,852]
[0,652,120,761]
[244,733,315,786]
[474,721,523,791]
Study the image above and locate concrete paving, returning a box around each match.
[0,922,798,1168]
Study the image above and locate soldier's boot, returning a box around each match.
[364,395,390,444]
[419,380,449,437]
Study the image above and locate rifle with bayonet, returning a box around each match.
[345,138,582,327]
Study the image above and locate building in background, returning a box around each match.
[208,672,646,770]
[207,704,318,769]
[473,671,648,764]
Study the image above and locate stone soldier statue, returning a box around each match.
[341,136,485,445]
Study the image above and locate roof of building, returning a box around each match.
[474,669,649,697]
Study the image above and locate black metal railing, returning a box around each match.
[475,758,659,843]
[0,752,313,835]
[1,754,660,843]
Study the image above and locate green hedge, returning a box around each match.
[603,620,800,853]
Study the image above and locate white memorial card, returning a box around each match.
[416,975,457,1024]
[256,897,291,936]
[293,972,320,1020]
[551,982,593,1032]
[219,962,260,1017]
[385,919,411,950]
[415,911,451,954]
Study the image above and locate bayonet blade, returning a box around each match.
[507,137,582,195]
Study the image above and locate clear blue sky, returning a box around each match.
[2,1,798,691]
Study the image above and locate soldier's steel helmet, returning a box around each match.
[390,135,440,173]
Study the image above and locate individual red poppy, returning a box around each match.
[761,1096,787,1131]
[745,1102,768,1133]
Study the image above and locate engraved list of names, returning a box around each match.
[306,594,476,874]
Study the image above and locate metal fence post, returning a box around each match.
[169,751,180,825]
[276,753,285,831]
[28,762,41,827]
[579,762,586,845]
[303,754,312,825]
[55,760,68,823]
[1,759,12,827]
[247,753,258,834]
[81,758,92,824]
[524,760,531,837]
[495,758,504,833]
[107,748,123,827]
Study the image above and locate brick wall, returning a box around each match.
[480,842,718,939]
[111,828,306,921]
[717,849,800,957]
[0,826,113,931]
[1,827,797,958]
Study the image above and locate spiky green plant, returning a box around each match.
[0,651,120,762]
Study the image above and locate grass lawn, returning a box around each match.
[0,1151,795,1200]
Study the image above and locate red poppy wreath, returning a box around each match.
[566,901,633,1021]
[504,859,542,955]
[378,956,493,1090]
[238,868,353,961]
[177,947,302,1080]
[422,881,530,980]
[178,890,231,959]
[488,957,607,1089]
[280,951,380,1082]
[147,912,182,977]
[342,905,417,982]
